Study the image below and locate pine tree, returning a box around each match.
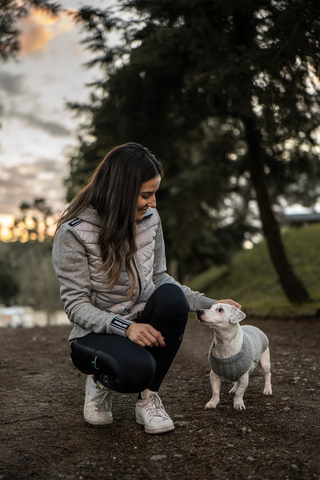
[67,0,319,301]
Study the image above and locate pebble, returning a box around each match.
[247,456,255,462]
[150,455,167,461]
[175,421,189,427]
[291,464,298,470]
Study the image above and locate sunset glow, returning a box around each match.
[0,213,57,242]
[19,8,76,54]
[0,215,15,241]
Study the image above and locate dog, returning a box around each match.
[197,303,272,411]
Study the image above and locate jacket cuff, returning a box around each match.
[196,296,216,310]
[109,317,133,337]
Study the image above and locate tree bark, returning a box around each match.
[244,118,310,303]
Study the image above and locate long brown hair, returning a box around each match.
[56,143,163,296]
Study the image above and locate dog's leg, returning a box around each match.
[205,370,221,409]
[259,347,272,395]
[233,372,249,411]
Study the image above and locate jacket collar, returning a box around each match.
[142,207,154,219]
[77,205,101,227]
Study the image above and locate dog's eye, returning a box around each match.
[218,307,224,313]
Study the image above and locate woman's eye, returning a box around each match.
[218,308,224,313]
[142,195,149,199]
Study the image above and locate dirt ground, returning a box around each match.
[1,315,319,480]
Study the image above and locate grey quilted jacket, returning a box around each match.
[52,206,215,340]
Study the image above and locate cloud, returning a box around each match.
[3,110,71,137]
[18,8,76,55]
[0,72,25,95]
[0,159,68,216]
[17,112,71,136]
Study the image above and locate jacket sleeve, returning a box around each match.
[152,218,216,312]
[52,225,133,337]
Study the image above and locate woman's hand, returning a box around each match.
[125,323,165,348]
[213,299,242,310]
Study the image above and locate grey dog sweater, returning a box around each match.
[209,326,269,382]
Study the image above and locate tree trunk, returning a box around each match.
[244,118,310,303]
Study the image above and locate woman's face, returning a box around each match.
[136,175,161,221]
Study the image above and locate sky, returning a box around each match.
[0,0,116,237]
[0,1,318,240]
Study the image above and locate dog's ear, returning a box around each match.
[229,306,246,323]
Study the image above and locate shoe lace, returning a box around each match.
[93,386,113,412]
[142,393,169,421]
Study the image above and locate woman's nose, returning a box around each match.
[148,195,156,208]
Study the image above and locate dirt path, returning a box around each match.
[1,316,319,480]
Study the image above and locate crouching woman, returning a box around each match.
[52,142,240,434]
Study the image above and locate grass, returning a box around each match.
[186,223,320,318]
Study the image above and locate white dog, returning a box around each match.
[197,303,272,411]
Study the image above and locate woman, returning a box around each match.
[53,142,241,434]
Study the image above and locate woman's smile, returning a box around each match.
[136,176,161,220]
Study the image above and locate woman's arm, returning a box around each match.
[152,220,214,311]
[52,224,133,336]
[152,218,241,311]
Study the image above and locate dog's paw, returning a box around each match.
[205,399,219,409]
[233,401,246,411]
[263,386,273,395]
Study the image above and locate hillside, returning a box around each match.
[186,224,320,317]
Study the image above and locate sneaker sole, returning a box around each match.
[84,415,113,426]
[136,416,174,434]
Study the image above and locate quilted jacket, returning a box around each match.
[52,206,214,340]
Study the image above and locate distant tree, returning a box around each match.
[67,0,319,302]
[0,0,60,60]
[13,198,55,241]
[0,259,19,306]
[0,240,62,311]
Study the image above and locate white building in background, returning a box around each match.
[276,212,320,227]
[0,305,69,328]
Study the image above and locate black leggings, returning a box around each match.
[70,284,189,393]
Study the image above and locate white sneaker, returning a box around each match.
[135,392,174,434]
[84,375,113,425]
